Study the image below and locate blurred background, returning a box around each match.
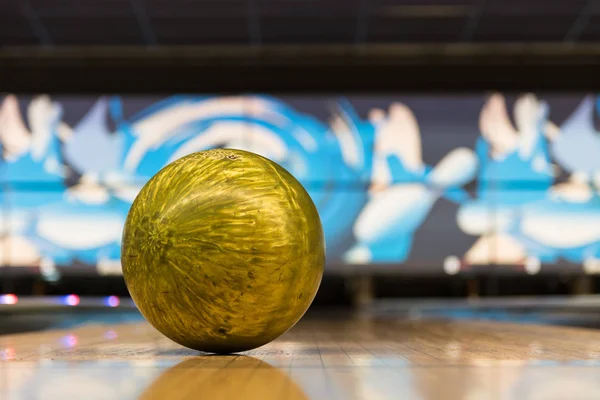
[3,0,600,315]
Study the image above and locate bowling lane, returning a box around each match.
[4,312,600,399]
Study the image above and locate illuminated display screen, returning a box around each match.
[0,93,597,276]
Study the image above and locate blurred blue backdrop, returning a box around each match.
[1,93,599,276]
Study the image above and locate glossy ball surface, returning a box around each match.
[122,149,324,353]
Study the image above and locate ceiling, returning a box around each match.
[1,0,599,47]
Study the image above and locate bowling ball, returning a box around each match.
[121,149,324,353]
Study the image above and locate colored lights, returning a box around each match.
[61,334,78,348]
[0,294,18,305]
[62,294,80,306]
[0,295,135,308]
[105,296,120,308]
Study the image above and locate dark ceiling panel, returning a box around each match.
[260,17,356,44]
[145,0,248,18]
[0,16,40,46]
[370,0,472,22]
[373,0,474,5]
[0,0,22,16]
[0,0,597,47]
[145,0,244,5]
[367,17,466,42]
[30,0,135,16]
[151,17,249,45]
[258,0,358,17]
[473,15,580,42]
[41,17,145,45]
[579,16,600,42]
[259,0,358,44]
[484,0,588,15]
[0,0,39,46]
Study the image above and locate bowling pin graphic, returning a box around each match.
[0,95,131,271]
[512,96,600,273]
[0,94,65,188]
[368,103,423,194]
[0,94,32,159]
[453,93,553,274]
[346,103,477,264]
[0,95,67,268]
[478,93,520,159]
[28,95,67,165]
[320,100,374,258]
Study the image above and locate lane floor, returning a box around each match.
[2,312,600,399]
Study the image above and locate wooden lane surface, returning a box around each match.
[2,315,600,399]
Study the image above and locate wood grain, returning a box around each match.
[3,314,600,399]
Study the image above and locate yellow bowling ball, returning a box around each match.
[121,149,325,353]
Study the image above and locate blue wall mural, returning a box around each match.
[0,93,599,278]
